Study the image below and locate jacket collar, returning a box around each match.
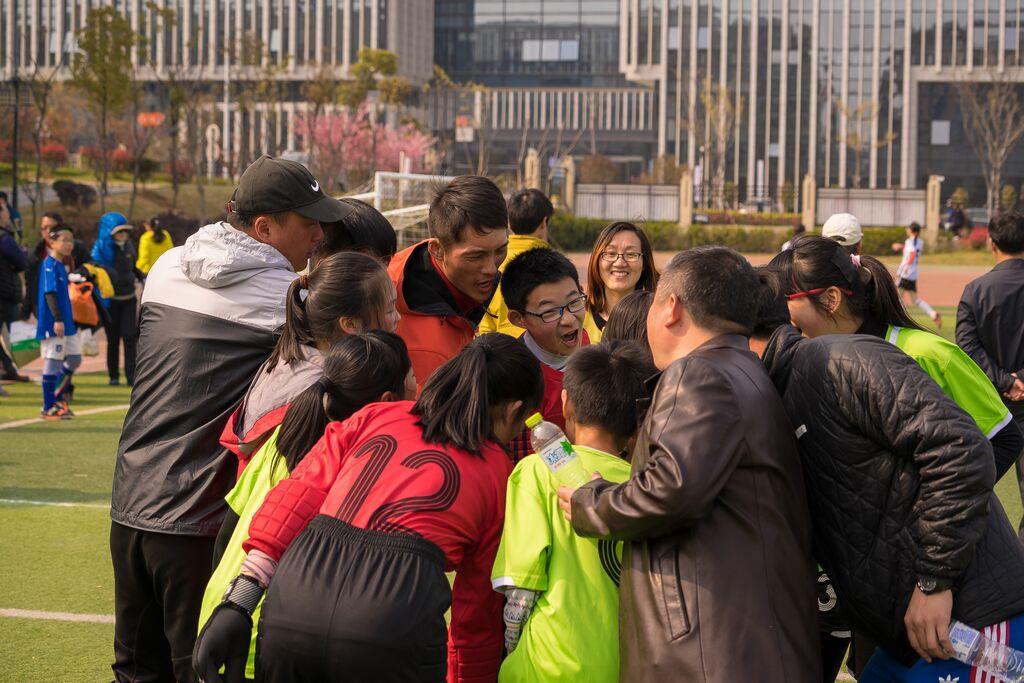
[691,333,751,354]
[761,324,805,394]
[993,257,1024,272]
[508,233,548,251]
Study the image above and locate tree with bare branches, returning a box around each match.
[954,75,1024,215]
[685,77,741,208]
[19,57,64,229]
[836,99,897,189]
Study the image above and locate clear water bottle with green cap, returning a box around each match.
[525,413,590,487]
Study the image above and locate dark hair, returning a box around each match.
[603,290,654,348]
[586,222,660,316]
[148,216,167,243]
[412,333,543,455]
[41,211,63,223]
[428,175,508,247]
[793,224,807,237]
[268,251,393,370]
[908,222,922,235]
[45,223,74,240]
[228,210,290,231]
[989,212,1024,254]
[0,191,6,202]
[507,189,554,235]
[657,246,759,335]
[752,266,791,338]
[769,236,925,331]
[276,331,411,471]
[564,340,657,441]
[313,198,398,265]
[501,247,580,313]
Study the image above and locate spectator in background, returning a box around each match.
[957,211,1024,536]
[892,222,942,328]
[0,191,22,236]
[822,213,862,254]
[110,155,350,683]
[312,197,397,267]
[91,213,144,386]
[135,216,174,275]
[781,223,808,251]
[0,199,29,385]
[601,289,654,363]
[479,187,555,337]
[387,175,509,392]
[583,222,660,342]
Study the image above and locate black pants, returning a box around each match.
[257,516,450,682]
[0,298,19,374]
[1013,412,1024,538]
[105,297,138,384]
[820,632,851,682]
[110,522,214,683]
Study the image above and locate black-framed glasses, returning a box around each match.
[600,251,643,263]
[525,294,587,324]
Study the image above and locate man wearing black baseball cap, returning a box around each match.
[109,156,346,683]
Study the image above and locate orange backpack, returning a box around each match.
[69,281,100,327]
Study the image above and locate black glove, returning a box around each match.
[192,602,251,683]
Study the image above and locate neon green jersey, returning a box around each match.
[886,325,1013,438]
[491,445,631,683]
[198,428,290,679]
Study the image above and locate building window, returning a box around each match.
[931,120,950,146]
[697,26,709,50]
[523,39,541,61]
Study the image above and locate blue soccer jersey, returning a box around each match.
[36,255,76,339]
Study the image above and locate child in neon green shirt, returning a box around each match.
[492,340,657,683]
[198,331,414,679]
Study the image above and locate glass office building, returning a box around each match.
[434,0,658,174]
[623,0,1024,199]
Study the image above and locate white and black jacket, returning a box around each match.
[110,222,296,536]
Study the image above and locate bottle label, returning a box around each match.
[538,439,575,472]
[949,621,981,662]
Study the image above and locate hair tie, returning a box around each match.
[298,274,310,289]
[477,340,494,356]
[316,376,333,393]
[850,254,862,268]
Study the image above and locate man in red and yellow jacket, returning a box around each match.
[388,176,510,392]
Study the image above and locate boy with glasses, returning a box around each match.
[502,247,590,460]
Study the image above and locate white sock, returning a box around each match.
[916,299,937,318]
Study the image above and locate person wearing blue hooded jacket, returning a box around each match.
[91,212,144,386]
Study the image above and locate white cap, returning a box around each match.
[821,213,862,247]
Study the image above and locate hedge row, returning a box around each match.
[548,212,915,255]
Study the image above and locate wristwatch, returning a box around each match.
[916,576,952,595]
[221,574,265,616]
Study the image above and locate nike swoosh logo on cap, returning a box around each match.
[311,180,320,192]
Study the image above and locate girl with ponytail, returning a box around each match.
[199,330,414,681]
[220,250,401,464]
[195,333,544,683]
[770,235,1015,445]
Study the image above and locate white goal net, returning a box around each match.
[345,172,454,248]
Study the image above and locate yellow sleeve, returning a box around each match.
[136,234,154,274]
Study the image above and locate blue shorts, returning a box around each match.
[859,614,1024,683]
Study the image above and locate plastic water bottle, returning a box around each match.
[949,620,1024,681]
[526,413,589,487]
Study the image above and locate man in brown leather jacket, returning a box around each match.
[558,247,820,681]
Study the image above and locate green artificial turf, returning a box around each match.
[0,618,112,682]
[0,372,133,424]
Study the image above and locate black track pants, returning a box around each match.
[256,516,451,682]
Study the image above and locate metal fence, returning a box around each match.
[575,183,679,222]
[816,188,925,227]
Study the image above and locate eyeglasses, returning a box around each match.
[786,286,853,300]
[525,294,587,324]
[600,251,643,264]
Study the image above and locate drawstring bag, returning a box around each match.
[69,281,100,327]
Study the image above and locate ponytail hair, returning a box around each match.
[267,251,392,371]
[276,330,411,471]
[770,236,924,331]
[413,333,543,456]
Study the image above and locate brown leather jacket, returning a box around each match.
[571,335,820,682]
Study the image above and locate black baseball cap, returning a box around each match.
[227,155,352,223]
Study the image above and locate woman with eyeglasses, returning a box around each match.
[583,222,659,342]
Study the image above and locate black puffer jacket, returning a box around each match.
[763,326,1024,664]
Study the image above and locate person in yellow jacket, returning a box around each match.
[479,188,555,337]
[135,217,174,275]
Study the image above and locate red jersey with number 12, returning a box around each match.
[244,400,513,683]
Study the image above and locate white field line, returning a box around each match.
[0,498,108,509]
[0,403,129,431]
[0,608,113,624]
